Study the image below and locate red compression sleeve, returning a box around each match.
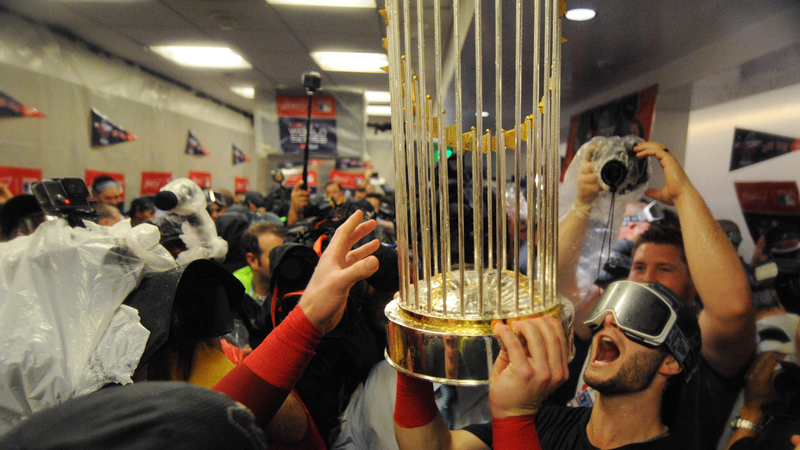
[213,307,323,427]
[492,415,540,450]
[393,372,439,428]
[244,306,323,389]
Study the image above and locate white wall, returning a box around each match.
[684,82,800,260]
[0,13,258,202]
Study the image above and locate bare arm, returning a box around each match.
[635,142,755,376]
[557,145,602,339]
[265,393,309,444]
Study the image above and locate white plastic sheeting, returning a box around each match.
[156,178,229,265]
[0,219,176,434]
[558,136,652,307]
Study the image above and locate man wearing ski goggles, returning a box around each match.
[584,280,701,382]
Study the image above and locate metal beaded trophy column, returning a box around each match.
[383,0,572,385]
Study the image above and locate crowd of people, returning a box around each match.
[0,144,797,449]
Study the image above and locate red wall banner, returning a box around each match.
[0,166,42,195]
[141,172,173,196]
[328,169,366,190]
[234,177,250,194]
[734,181,800,242]
[188,171,212,189]
[286,170,318,188]
[85,169,125,200]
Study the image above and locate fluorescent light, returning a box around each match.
[230,86,255,99]
[267,0,376,7]
[311,52,388,73]
[565,8,596,21]
[150,46,251,69]
[366,105,392,116]
[365,91,391,103]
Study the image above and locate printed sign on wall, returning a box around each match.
[277,94,337,155]
[141,172,173,196]
[328,169,365,190]
[0,166,42,195]
[188,170,212,189]
[234,177,250,194]
[285,170,318,190]
[734,181,800,242]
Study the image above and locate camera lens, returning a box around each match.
[600,160,628,189]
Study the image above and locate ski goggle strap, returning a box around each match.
[621,201,664,226]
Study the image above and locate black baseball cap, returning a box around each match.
[0,381,267,450]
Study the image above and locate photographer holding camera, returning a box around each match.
[558,139,755,450]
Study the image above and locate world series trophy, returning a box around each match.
[382,0,572,385]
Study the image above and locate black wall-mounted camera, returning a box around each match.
[303,71,322,95]
[32,178,96,228]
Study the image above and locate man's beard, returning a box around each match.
[584,349,666,396]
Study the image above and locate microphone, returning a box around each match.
[153,190,181,211]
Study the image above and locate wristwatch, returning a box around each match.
[730,416,762,433]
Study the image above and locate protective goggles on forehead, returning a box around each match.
[621,201,664,226]
[584,281,698,379]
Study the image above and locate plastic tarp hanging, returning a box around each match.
[0,218,176,434]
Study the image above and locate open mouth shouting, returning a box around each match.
[591,334,621,367]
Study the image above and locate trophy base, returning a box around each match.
[384,298,574,385]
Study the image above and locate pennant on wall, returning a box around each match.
[0,89,46,118]
[91,108,137,147]
[186,131,210,156]
[232,144,250,165]
[730,128,800,171]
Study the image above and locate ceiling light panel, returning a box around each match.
[230,86,255,99]
[267,0,376,8]
[366,105,392,116]
[365,91,391,103]
[150,46,252,69]
[565,8,596,21]
[311,52,387,73]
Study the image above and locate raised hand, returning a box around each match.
[298,210,380,333]
[489,316,569,419]
[575,144,602,213]
[291,180,310,212]
[633,141,692,206]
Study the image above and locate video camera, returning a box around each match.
[590,135,648,194]
[32,178,97,228]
